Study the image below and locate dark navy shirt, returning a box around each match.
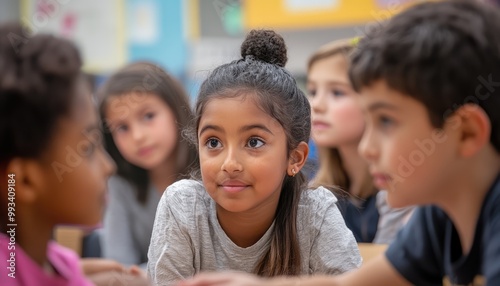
[337,194,379,243]
[386,175,500,285]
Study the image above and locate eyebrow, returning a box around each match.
[198,124,274,136]
[367,101,399,112]
[199,125,223,136]
[240,124,274,135]
[137,103,156,113]
[307,80,350,87]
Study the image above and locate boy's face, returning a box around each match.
[357,80,460,208]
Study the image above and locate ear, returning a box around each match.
[6,158,47,204]
[453,104,491,158]
[287,141,309,176]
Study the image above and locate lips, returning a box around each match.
[371,172,392,189]
[312,120,331,130]
[137,146,155,157]
[219,180,250,193]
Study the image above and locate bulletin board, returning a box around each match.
[20,0,127,73]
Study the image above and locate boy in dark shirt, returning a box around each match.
[178,1,500,285]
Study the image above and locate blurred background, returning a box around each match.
[0,0,437,99]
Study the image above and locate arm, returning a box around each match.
[147,189,196,285]
[82,259,150,286]
[88,270,150,286]
[177,256,409,286]
[80,258,125,275]
[334,255,411,286]
[102,181,141,266]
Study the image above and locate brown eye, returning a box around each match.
[247,137,264,148]
[206,138,222,149]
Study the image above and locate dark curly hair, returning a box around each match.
[191,29,310,277]
[0,22,83,163]
[349,0,500,152]
[0,22,84,233]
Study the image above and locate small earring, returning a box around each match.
[291,168,296,177]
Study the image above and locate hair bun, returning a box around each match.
[240,29,287,67]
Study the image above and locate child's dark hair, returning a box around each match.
[0,22,83,232]
[98,62,198,204]
[349,0,500,152]
[193,29,311,277]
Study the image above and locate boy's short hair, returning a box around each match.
[349,0,500,152]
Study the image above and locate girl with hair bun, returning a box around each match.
[147,29,360,285]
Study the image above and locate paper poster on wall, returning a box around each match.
[21,0,126,73]
[128,0,159,44]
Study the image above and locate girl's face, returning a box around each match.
[198,95,291,214]
[39,92,116,226]
[105,92,178,171]
[308,54,365,148]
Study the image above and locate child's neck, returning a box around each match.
[338,144,371,198]
[438,147,500,254]
[216,203,277,248]
[148,159,177,193]
[17,209,53,268]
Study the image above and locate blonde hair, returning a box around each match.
[308,39,376,199]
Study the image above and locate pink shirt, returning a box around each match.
[0,233,93,286]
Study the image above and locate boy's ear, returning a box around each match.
[287,141,309,176]
[6,158,47,204]
[454,104,491,158]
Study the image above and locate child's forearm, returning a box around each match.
[88,271,150,286]
[266,275,338,286]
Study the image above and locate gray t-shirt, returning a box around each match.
[102,176,161,269]
[373,190,414,244]
[147,179,361,285]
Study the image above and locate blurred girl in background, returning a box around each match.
[99,62,198,269]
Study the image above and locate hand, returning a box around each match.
[177,272,265,286]
[81,258,150,285]
[80,258,125,275]
[128,265,147,278]
[88,271,150,286]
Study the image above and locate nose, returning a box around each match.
[221,147,243,174]
[358,126,378,163]
[130,123,145,142]
[100,148,117,177]
[310,89,327,114]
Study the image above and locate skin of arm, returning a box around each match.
[177,255,411,286]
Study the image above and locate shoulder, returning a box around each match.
[481,176,500,243]
[300,186,338,208]
[48,242,92,283]
[411,205,449,231]
[159,179,211,215]
[482,176,500,223]
[163,179,207,200]
[48,241,81,265]
[298,186,340,224]
[387,205,448,255]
